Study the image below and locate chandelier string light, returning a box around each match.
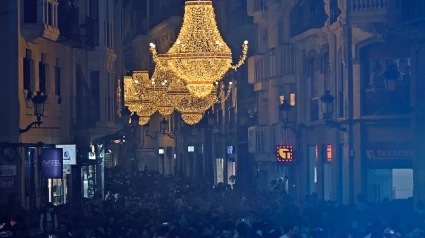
[149,0,248,98]
[166,78,233,125]
[150,58,175,116]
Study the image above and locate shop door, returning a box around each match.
[367,169,393,203]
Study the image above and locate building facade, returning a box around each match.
[247,0,422,204]
[0,0,123,208]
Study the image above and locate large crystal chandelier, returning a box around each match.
[123,72,157,125]
[149,0,248,99]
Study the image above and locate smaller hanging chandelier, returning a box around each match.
[123,72,157,125]
[149,0,248,99]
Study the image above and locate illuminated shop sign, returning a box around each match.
[276,145,293,162]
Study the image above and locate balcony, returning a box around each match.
[290,0,327,37]
[402,0,425,23]
[248,54,266,84]
[248,125,275,154]
[57,0,79,43]
[247,0,267,23]
[350,0,401,23]
[22,0,60,42]
[363,87,410,116]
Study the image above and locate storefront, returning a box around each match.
[364,143,413,202]
[362,124,412,203]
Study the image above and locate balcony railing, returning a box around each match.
[58,2,80,42]
[248,54,266,84]
[350,0,401,22]
[275,43,295,77]
[363,87,410,116]
[351,0,389,11]
[290,0,327,37]
[402,0,425,22]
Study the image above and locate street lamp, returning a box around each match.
[319,90,347,132]
[279,100,306,135]
[144,123,156,140]
[19,92,48,134]
[160,118,175,139]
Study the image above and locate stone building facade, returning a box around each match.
[247,0,421,204]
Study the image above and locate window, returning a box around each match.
[39,54,47,94]
[55,58,61,97]
[279,95,285,104]
[90,71,100,103]
[290,93,296,106]
[24,0,37,23]
[338,58,344,118]
[23,49,32,91]
[89,0,99,46]
[309,59,317,98]
[326,145,332,162]
[107,73,111,121]
[47,3,53,26]
[309,59,319,121]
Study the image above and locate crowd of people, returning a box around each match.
[0,167,424,238]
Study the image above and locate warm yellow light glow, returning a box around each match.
[123,72,157,122]
[158,106,174,116]
[138,116,151,126]
[181,113,204,125]
[150,58,175,116]
[167,79,217,114]
[123,76,139,101]
[149,0,248,98]
[117,79,122,116]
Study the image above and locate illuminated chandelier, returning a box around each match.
[123,72,157,125]
[149,0,248,98]
[166,78,233,125]
[150,58,175,116]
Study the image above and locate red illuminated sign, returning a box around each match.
[276,145,293,162]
